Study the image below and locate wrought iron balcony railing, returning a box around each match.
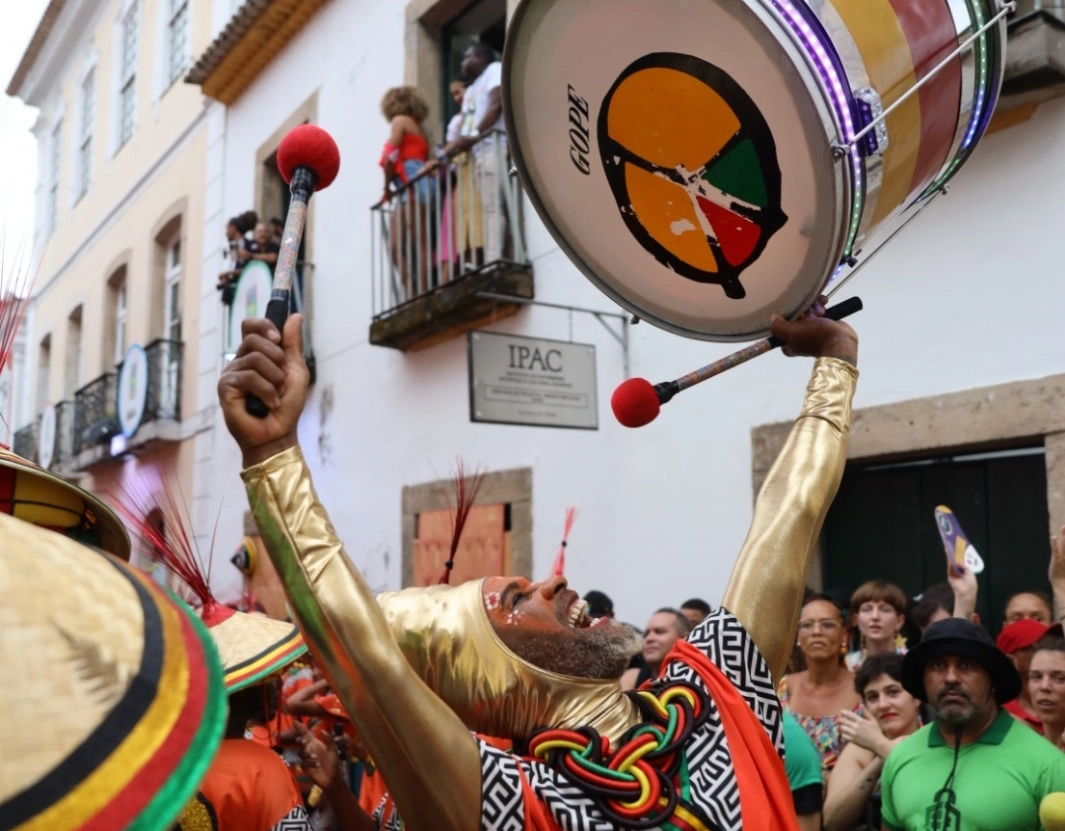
[144,338,183,423]
[73,373,118,456]
[369,130,534,350]
[12,422,37,463]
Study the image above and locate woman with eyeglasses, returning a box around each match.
[779,594,863,779]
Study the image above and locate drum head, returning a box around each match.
[504,0,848,341]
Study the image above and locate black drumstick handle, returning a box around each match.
[766,296,863,348]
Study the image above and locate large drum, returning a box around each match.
[503,0,1008,340]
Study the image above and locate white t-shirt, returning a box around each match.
[460,61,505,158]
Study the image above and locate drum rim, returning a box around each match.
[502,0,853,341]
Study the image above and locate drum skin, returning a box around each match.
[503,0,1005,341]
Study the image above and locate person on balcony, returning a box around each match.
[248,221,280,267]
[443,42,507,269]
[436,78,466,285]
[379,85,435,299]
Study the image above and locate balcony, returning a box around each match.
[55,400,76,468]
[1000,0,1065,111]
[72,373,118,466]
[369,131,534,351]
[144,339,183,424]
[12,422,37,463]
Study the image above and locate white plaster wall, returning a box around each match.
[197,0,1065,626]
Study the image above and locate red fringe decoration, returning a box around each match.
[550,507,578,577]
[109,468,234,627]
[438,459,485,585]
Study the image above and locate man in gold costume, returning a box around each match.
[219,306,858,831]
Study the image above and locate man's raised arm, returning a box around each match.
[721,308,859,680]
[218,316,481,831]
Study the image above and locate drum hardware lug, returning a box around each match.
[831,143,848,160]
[630,315,640,325]
[509,166,519,178]
[940,184,950,195]
[852,88,889,158]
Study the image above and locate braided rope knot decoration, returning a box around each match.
[526,681,713,829]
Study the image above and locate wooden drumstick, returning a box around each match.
[611,297,863,428]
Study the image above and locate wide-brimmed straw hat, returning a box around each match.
[0,511,226,830]
[201,602,307,692]
[902,617,1022,704]
[0,446,130,559]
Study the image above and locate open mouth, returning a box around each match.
[561,597,608,630]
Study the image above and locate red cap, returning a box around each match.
[996,618,1063,654]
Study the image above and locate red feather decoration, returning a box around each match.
[108,468,234,627]
[550,507,578,577]
[438,459,485,585]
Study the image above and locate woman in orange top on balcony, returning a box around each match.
[379,85,436,299]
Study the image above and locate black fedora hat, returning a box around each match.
[902,618,1021,704]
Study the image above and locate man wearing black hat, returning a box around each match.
[880,618,1065,831]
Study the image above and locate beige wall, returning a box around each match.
[23,0,217,500]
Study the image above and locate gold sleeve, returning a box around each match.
[242,448,481,831]
[720,357,858,681]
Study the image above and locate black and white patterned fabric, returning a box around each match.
[476,609,782,831]
[269,804,312,831]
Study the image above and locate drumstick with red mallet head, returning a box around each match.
[245,124,341,418]
[611,296,863,428]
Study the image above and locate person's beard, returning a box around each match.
[499,622,643,680]
[931,685,977,726]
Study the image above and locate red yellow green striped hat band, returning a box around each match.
[199,604,308,693]
[0,447,131,561]
[0,512,226,831]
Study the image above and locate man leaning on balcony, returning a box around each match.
[442,42,507,266]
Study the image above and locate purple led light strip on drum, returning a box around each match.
[767,0,864,255]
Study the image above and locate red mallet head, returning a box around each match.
[611,377,661,428]
[276,124,341,190]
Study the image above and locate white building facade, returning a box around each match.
[189,0,1065,623]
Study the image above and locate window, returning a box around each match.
[106,267,128,368]
[164,234,182,343]
[47,120,62,234]
[118,2,139,147]
[440,0,505,123]
[167,0,189,86]
[64,306,83,398]
[36,334,51,415]
[76,70,94,199]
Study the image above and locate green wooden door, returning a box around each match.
[822,448,1050,635]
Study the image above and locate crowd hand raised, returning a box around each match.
[217,315,310,468]
[294,722,343,791]
[948,562,979,622]
[769,295,858,366]
[839,709,890,757]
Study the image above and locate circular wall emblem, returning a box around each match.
[227,261,274,356]
[598,53,787,300]
[38,403,57,469]
[117,344,149,439]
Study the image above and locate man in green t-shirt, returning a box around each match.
[783,711,823,831]
[881,618,1065,831]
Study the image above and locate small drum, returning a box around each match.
[503,0,1008,340]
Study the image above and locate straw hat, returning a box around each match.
[201,602,307,692]
[0,511,226,830]
[0,446,130,560]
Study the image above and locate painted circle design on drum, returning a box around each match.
[598,53,788,300]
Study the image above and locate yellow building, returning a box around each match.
[7,0,214,572]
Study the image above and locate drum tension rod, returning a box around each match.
[844,2,1015,151]
[475,291,634,377]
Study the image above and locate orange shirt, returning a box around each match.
[198,739,305,830]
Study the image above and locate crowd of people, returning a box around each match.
[377,43,509,300]
[217,209,283,303]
